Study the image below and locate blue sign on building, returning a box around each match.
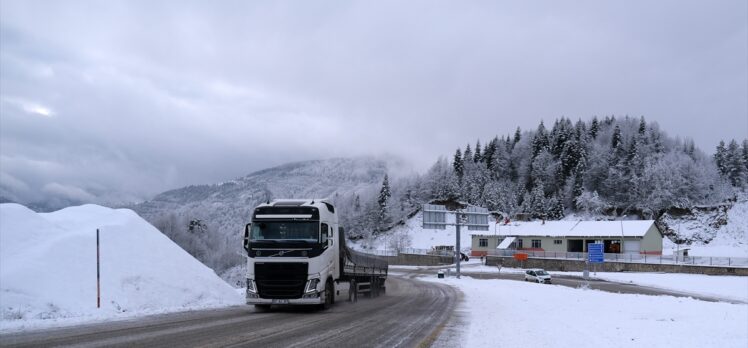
[588,243,604,263]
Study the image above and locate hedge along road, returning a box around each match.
[0,275,461,348]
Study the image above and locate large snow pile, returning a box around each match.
[0,204,242,331]
[424,275,748,348]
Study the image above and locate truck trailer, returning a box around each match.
[243,199,388,310]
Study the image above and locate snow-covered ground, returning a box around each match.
[396,260,748,303]
[424,275,748,348]
[0,204,243,332]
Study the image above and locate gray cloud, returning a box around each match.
[1,0,746,206]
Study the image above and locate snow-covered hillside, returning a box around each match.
[661,200,748,257]
[0,204,242,332]
[129,157,391,273]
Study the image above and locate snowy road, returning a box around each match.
[0,274,460,348]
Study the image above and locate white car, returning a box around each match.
[524,269,552,284]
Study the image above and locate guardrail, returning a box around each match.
[486,249,748,268]
[359,248,455,257]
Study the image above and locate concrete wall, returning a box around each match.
[641,224,663,254]
[383,253,454,266]
[485,256,748,276]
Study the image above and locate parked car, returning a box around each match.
[524,269,552,284]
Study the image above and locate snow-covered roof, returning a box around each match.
[486,220,657,238]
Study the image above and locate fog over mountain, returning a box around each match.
[2,1,746,209]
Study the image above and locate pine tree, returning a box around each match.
[377,174,392,231]
[546,194,564,219]
[589,117,599,140]
[726,140,746,187]
[714,140,727,176]
[513,127,521,147]
[474,140,482,163]
[453,148,464,180]
[611,125,622,150]
[484,137,498,169]
[532,121,549,158]
[651,127,662,153]
[463,144,473,164]
[638,116,647,136]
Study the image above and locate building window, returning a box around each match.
[554,240,562,245]
[517,239,523,248]
[479,238,488,247]
[531,239,541,248]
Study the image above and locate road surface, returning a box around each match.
[2,266,740,347]
[0,275,460,348]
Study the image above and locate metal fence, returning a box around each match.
[363,248,453,257]
[487,249,748,268]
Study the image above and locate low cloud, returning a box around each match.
[0,0,745,206]
[42,182,96,202]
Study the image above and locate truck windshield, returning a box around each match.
[251,221,319,242]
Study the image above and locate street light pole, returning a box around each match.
[455,210,461,279]
[620,214,627,255]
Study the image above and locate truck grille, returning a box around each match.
[254,262,308,299]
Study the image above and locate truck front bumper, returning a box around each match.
[246,296,324,305]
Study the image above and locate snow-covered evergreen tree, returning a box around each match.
[453,148,464,181]
[474,140,482,163]
[377,174,391,232]
[589,116,599,139]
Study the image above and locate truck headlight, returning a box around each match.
[247,279,257,293]
[305,278,320,293]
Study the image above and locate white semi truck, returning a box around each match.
[242,199,388,310]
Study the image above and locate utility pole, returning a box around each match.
[423,204,488,280]
[455,211,461,279]
[96,228,100,309]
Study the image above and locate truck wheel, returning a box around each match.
[321,280,333,310]
[349,280,357,303]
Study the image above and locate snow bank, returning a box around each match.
[425,276,748,348]
[0,204,242,332]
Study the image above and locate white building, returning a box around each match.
[470,220,663,256]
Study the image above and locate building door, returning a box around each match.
[567,239,583,252]
[623,240,641,254]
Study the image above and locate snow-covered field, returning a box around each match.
[396,261,748,303]
[0,204,243,332]
[424,275,748,348]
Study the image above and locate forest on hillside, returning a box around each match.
[342,116,748,241]
[144,116,747,275]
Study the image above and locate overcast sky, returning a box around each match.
[1,0,747,205]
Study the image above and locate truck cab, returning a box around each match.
[243,199,340,308]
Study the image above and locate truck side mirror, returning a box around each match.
[243,223,251,252]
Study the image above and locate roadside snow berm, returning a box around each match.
[0,203,242,330]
